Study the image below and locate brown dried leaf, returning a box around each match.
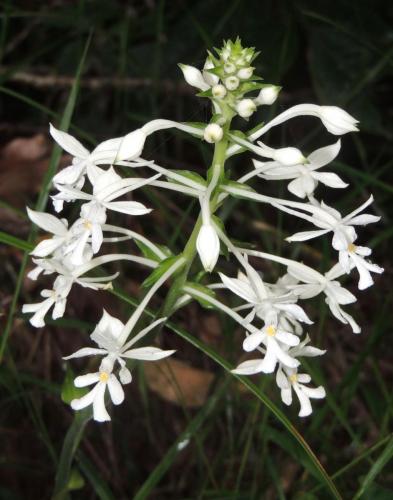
[144,358,214,408]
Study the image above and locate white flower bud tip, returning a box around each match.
[273,147,306,166]
[196,224,220,272]
[212,84,227,99]
[203,123,224,143]
[178,64,209,91]
[237,67,253,80]
[319,106,359,135]
[255,85,281,106]
[224,76,240,91]
[236,99,256,118]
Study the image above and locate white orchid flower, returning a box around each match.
[22,275,73,327]
[50,124,147,188]
[219,262,312,327]
[276,366,326,417]
[53,166,157,217]
[277,195,380,252]
[64,309,175,421]
[338,244,384,290]
[253,140,348,198]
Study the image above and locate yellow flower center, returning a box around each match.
[348,243,356,253]
[99,372,109,383]
[83,220,92,230]
[289,374,298,384]
[265,325,276,337]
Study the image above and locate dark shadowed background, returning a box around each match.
[0,1,392,499]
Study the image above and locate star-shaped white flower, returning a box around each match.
[64,310,175,422]
[253,140,348,198]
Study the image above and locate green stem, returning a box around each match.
[161,119,232,318]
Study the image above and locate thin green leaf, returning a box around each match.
[354,437,393,499]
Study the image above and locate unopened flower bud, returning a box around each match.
[224,62,236,74]
[203,58,219,87]
[236,99,256,118]
[237,67,253,80]
[212,84,227,99]
[196,223,220,272]
[255,85,281,105]
[178,64,209,91]
[204,123,223,143]
[224,76,240,91]
[273,147,306,166]
[318,106,359,135]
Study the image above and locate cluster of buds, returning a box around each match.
[180,37,280,133]
[24,39,383,422]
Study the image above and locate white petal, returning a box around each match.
[293,385,313,417]
[27,208,68,236]
[308,140,341,168]
[63,347,106,360]
[107,375,124,405]
[259,341,279,373]
[275,330,300,346]
[74,373,101,387]
[301,385,326,399]
[93,383,111,422]
[31,237,64,257]
[312,171,348,189]
[119,367,132,384]
[122,347,176,361]
[281,387,293,406]
[232,359,264,375]
[71,384,100,410]
[276,366,290,389]
[219,273,257,303]
[53,163,85,186]
[90,137,122,164]
[348,214,380,226]
[243,331,265,352]
[103,201,152,216]
[49,124,89,158]
[91,224,103,254]
[286,229,330,242]
[297,374,311,384]
[287,176,314,198]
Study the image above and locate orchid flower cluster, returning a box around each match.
[24,39,383,421]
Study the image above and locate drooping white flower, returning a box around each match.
[196,223,220,272]
[65,310,175,421]
[253,140,348,198]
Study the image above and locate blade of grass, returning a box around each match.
[76,451,116,500]
[0,31,92,360]
[0,230,33,252]
[52,409,92,500]
[353,436,393,499]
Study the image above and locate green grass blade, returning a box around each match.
[0,32,92,360]
[353,436,393,499]
[52,410,92,500]
[0,230,33,252]
[76,451,116,500]
[111,287,342,499]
